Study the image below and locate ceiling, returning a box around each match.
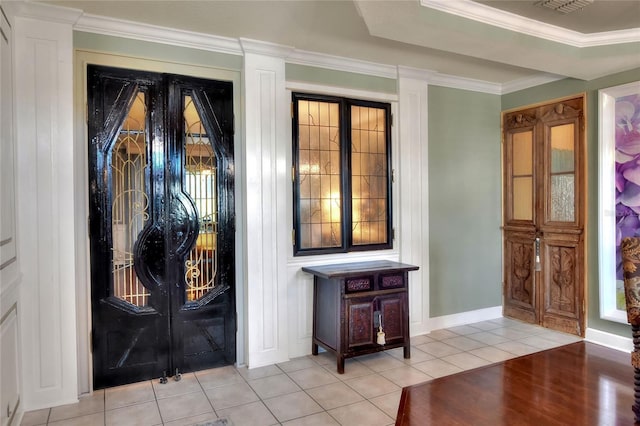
[40,0,640,87]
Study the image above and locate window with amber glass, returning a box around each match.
[292,93,392,255]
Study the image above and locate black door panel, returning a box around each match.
[88,65,235,389]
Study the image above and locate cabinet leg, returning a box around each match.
[404,344,411,359]
[337,355,345,374]
[312,342,318,356]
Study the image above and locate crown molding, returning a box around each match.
[9,1,82,24]
[239,38,294,58]
[75,13,242,56]
[421,0,640,48]
[397,65,434,81]
[501,73,565,95]
[286,49,397,80]
[428,72,502,95]
[286,80,398,102]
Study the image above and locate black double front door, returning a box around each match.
[88,65,236,389]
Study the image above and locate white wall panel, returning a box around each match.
[242,40,291,368]
[397,67,431,336]
[13,10,79,409]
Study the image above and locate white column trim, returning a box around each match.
[14,14,78,409]
[243,49,290,368]
[397,67,431,336]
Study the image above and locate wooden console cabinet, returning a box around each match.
[302,260,419,373]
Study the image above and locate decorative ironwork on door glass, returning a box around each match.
[183,95,218,301]
[111,91,150,307]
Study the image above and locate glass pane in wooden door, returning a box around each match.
[183,95,217,301]
[111,91,150,307]
[549,123,575,222]
[510,130,533,221]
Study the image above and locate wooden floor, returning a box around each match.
[396,341,635,425]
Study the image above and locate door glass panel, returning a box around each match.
[351,105,388,245]
[511,131,533,221]
[297,100,341,249]
[550,124,575,221]
[111,91,150,307]
[183,95,217,301]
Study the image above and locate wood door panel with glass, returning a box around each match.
[88,65,235,388]
[503,96,585,336]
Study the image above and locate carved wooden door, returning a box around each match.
[503,96,585,336]
[88,65,236,388]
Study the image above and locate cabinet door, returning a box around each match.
[346,297,375,349]
[378,294,405,343]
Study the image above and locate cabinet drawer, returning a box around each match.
[345,277,372,293]
[379,274,405,290]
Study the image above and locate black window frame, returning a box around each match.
[292,92,393,256]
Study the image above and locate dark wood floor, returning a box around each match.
[396,341,635,425]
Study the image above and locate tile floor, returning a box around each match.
[20,317,583,426]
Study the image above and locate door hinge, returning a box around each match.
[89,330,93,353]
[292,229,295,246]
[85,102,88,124]
[87,216,91,238]
[392,228,395,240]
[390,113,394,127]
[291,102,294,119]
[292,166,296,182]
[391,169,395,183]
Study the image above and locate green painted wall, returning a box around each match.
[428,86,503,317]
[502,68,640,337]
[74,31,243,71]
[285,64,397,94]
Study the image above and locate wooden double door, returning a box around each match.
[503,95,585,336]
[88,65,236,388]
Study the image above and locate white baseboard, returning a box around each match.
[585,328,632,353]
[422,305,503,334]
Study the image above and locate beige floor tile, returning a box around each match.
[288,366,339,389]
[205,381,259,410]
[282,411,340,425]
[467,320,503,331]
[415,341,461,357]
[441,335,487,351]
[47,412,104,426]
[356,352,407,372]
[217,401,278,426]
[494,340,540,356]
[412,358,463,378]
[537,330,583,344]
[263,391,324,423]
[49,390,104,422]
[324,359,374,380]
[447,324,484,335]
[427,329,459,340]
[236,364,282,381]
[441,352,492,370]
[277,357,317,373]
[409,334,435,345]
[466,331,511,345]
[328,400,394,426]
[386,346,435,364]
[153,373,202,399]
[518,335,563,350]
[305,381,364,410]
[196,365,244,390]
[345,373,400,399]
[20,408,50,426]
[162,412,220,426]
[106,400,161,426]
[369,390,402,419]
[488,317,521,327]
[488,327,531,340]
[470,346,516,363]
[248,373,301,399]
[105,381,155,410]
[380,365,432,387]
[308,351,336,366]
[157,391,213,423]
